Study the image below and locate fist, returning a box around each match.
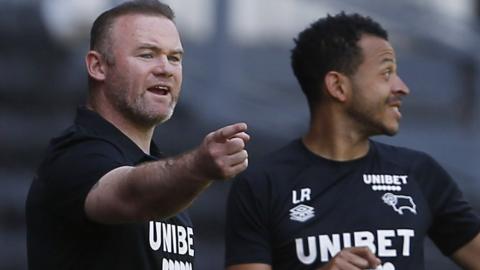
[197,123,250,180]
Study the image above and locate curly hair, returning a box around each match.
[291,12,388,108]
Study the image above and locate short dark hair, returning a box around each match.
[291,12,388,108]
[90,0,175,64]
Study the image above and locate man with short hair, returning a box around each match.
[26,1,249,269]
[225,12,480,270]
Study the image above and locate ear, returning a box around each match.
[324,71,349,102]
[85,51,107,82]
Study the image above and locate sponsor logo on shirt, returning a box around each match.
[363,174,408,192]
[149,221,194,269]
[382,193,417,215]
[290,188,315,222]
[295,229,414,268]
[161,259,193,270]
[371,262,396,270]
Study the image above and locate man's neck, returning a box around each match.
[86,103,154,154]
[303,108,370,161]
[116,121,154,154]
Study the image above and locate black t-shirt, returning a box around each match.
[225,139,480,270]
[26,107,195,270]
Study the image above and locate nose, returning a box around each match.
[152,55,173,77]
[393,75,410,96]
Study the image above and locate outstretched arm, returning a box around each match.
[227,264,271,270]
[226,247,380,270]
[85,123,249,224]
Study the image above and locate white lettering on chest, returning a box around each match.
[161,258,193,270]
[149,221,195,257]
[295,229,415,264]
[292,188,311,204]
[363,174,408,191]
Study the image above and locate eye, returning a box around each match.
[139,53,154,59]
[383,69,392,80]
[168,55,182,63]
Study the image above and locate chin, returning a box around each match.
[383,125,400,136]
[369,122,399,137]
[379,117,400,136]
[156,115,172,124]
[153,108,175,125]
[129,109,174,127]
[384,130,398,137]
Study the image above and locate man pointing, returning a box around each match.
[26,1,249,269]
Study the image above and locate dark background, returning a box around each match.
[1,0,480,269]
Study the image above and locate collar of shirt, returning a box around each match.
[74,106,163,162]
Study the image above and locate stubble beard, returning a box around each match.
[106,82,178,128]
[125,93,176,127]
[347,85,399,137]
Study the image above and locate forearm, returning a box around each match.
[86,123,249,224]
[85,149,212,223]
[125,150,213,220]
[226,264,272,270]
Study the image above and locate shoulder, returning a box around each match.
[371,140,429,160]
[370,140,438,170]
[38,125,125,176]
[370,140,452,190]
[53,125,122,156]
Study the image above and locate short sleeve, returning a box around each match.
[225,173,272,267]
[39,138,125,224]
[418,156,480,255]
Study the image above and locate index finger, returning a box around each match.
[212,123,248,142]
[231,132,250,144]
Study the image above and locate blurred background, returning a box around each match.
[1,0,480,269]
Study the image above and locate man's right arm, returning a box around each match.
[227,264,271,270]
[317,247,381,270]
[226,247,380,270]
[85,123,249,224]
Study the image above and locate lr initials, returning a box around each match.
[292,188,311,204]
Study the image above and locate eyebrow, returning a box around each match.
[379,57,396,69]
[380,56,395,64]
[137,43,184,55]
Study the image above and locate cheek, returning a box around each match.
[176,66,183,81]
[359,84,388,105]
[174,68,183,89]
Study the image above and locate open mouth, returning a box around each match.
[387,97,402,117]
[390,105,402,119]
[147,85,170,95]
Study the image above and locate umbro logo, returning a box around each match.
[290,204,315,222]
[290,188,315,222]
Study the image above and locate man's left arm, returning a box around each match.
[416,154,480,267]
[452,233,480,269]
